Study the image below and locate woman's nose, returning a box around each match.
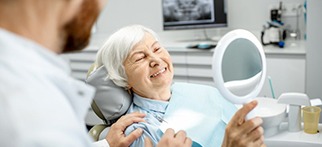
[149,55,161,67]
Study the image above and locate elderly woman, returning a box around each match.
[94,25,264,147]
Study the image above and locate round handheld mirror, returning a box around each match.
[212,29,266,119]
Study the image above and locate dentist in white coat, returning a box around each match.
[0,0,191,147]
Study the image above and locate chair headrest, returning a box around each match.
[86,65,132,123]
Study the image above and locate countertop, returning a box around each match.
[160,40,306,55]
[84,40,306,56]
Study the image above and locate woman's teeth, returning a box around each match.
[150,68,166,78]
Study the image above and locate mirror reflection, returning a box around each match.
[222,38,263,97]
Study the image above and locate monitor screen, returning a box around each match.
[162,0,227,30]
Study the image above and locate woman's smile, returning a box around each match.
[150,67,167,78]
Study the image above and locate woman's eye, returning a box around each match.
[154,47,161,52]
[135,58,142,62]
[135,56,145,62]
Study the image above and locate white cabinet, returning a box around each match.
[167,48,215,86]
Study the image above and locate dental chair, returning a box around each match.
[86,64,132,141]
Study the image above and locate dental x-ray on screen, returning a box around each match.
[162,0,227,30]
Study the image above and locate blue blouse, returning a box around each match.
[125,82,237,147]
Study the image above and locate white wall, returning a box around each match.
[306,0,322,98]
[90,0,305,46]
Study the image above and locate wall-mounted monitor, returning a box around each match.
[162,0,227,30]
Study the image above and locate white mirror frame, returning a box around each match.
[212,29,267,104]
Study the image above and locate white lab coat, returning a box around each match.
[0,29,107,146]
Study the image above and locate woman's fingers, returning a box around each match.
[163,128,175,138]
[174,130,187,141]
[240,117,263,134]
[222,100,266,147]
[250,135,265,147]
[244,126,264,143]
[144,137,153,147]
[156,129,192,147]
[184,137,193,145]
[230,100,258,127]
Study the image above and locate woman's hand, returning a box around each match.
[222,100,265,147]
[105,112,146,147]
[145,129,192,147]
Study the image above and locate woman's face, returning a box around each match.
[124,33,174,99]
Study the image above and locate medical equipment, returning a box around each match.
[278,93,311,132]
[261,2,286,48]
[261,22,286,48]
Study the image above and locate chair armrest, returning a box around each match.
[88,124,109,141]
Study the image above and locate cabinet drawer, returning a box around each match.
[186,52,213,65]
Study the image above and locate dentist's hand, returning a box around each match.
[221,100,265,147]
[144,128,192,147]
[105,112,146,147]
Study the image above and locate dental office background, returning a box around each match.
[61,0,322,112]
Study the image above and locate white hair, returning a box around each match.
[94,25,160,89]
